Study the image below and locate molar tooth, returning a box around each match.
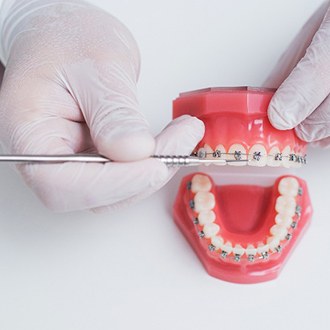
[198,210,216,225]
[213,144,226,166]
[211,236,224,250]
[282,146,292,168]
[191,174,212,193]
[203,223,220,238]
[227,144,247,166]
[221,241,233,254]
[267,146,282,167]
[267,236,281,252]
[278,177,299,197]
[248,144,267,167]
[245,244,257,256]
[270,224,288,241]
[275,214,293,228]
[275,196,296,217]
[193,192,215,212]
[233,244,245,256]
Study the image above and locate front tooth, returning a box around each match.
[204,144,214,160]
[191,174,212,193]
[267,236,280,252]
[227,144,247,166]
[203,223,220,238]
[275,214,293,228]
[278,177,299,197]
[197,147,207,159]
[270,224,288,240]
[211,236,224,250]
[282,146,292,168]
[248,144,267,167]
[245,244,257,256]
[221,241,233,254]
[275,196,296,217]
[198,210,216,225]
[193,192,215,212]
[267,146,282,167]
[213,144,226,166]
[233,244,245,256]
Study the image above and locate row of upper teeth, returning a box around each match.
[196,144,306,168]
[187,174,303,262]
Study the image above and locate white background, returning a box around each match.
[0,0,329,329]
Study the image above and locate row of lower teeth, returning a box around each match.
[187,175,303,262]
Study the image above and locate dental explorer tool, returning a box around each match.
[0,154,248,166]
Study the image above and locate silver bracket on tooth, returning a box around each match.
[261,251,269,260]
[234,254,241,262]
[289,154,297,162]
[198,231,205,238]
[291,221,298,229]
[221,251,228,259]
[247,255,255,262]
[275,245,282,253]
[187,181,192,190]
[298,187,303,196]
[295,205,302,216]
[285,233,292,241]
[213,150,222,158]
[189,200,195,210]
[274,153,283,161]
[234,151,242,160]
[197,149,207,159]
[208,244,216,252]
[193,217,199,225]
[253,151,262,161]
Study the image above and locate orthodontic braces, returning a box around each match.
[194,150,307,164]
[187,180,303,263]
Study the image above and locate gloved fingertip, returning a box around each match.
[268,101,295,130]
[100,130,156,162]
[147,158,169,187]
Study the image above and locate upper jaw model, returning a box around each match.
[172,87,313,284]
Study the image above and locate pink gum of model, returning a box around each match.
[172,87,313,284]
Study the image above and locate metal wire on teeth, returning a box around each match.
[194,150,307,164]
[187,180,303,263]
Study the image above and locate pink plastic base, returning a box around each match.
[173,173,313,284]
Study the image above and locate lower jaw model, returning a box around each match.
[172,87,313,284]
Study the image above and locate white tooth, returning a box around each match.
[194,192,215,212]
[267,146,281,167]
[221,241,233,254]
[275,214,293,228]
[257,244,270,254]
[270,224,288,240]
[203,223,220,238]
[233,244,245,256]
[278,177,299,197]
[275,196,296,217]
[204,144,214,160]
[198,210,216,225]
[214,144,226,166]
[211,236,224,250]
[191,174,212,193]
[282,146,292,168]
[248,144,267,167]
[245,244,257,256]
[267,236,280,252]
[227,144,247,166]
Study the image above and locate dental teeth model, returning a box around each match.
[172,87,313,284]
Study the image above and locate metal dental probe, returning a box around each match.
[0,154,249,166]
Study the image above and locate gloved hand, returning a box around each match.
[0,0,204,212]
[265,2,330,148]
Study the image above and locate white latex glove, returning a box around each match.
[265,1,330,148]
[0,0,204,212]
